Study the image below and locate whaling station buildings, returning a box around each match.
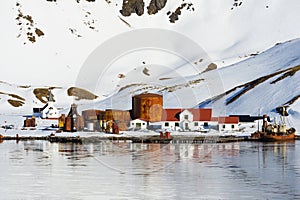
[24,91,245,133]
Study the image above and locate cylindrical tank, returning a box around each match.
[132,93,163,122]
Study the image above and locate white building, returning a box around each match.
[129,119,148,130]
[128,108,241,132]
[162,108,212,131]
[161,109,182,131]
[217,116,239,131]
[180,109,212,131]
[41,90,59,119]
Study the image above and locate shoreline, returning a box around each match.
[0,135,247,144]
[2,134,299,144]
[1,129,300,144]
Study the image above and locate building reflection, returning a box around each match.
[260,141,295,168]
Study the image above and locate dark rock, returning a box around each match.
[120,0,145,16]
[35,28,44,37]
[147,0,167,15]
[168,3,194,23]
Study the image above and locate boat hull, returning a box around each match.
[250,131,295,141]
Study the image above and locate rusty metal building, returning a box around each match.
[132,93,163,122]
[82,110,103,131]
[98,109,131,132]
[63,104,84,132]
[24,117,36,128]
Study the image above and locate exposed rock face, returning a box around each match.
[147,0,167,15]
[16,2,44,44]
[33,88,54,103]
[120,0,145,16]
[168,3,194,23]
[67,87,98,100]
[202,63,217,73]
[7,99,24,107]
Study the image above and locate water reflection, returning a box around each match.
[1,140,300,199]
[260,141,295,169]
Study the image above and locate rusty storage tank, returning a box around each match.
[132,93,163,122]
[104,110,131,121]
[82,110,103,121]
[98,109,131,131]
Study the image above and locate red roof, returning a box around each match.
[211,117,218,122]
[162,108,212,122]
[187,108,212,121]
[162,109,182,121]
[217,116,239,124]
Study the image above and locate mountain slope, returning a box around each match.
[87,38,300,130]
[1,1,300,131]
[1,0,300,85]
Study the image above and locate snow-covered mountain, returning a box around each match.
[88,38,300,128]
[1,0,300,129]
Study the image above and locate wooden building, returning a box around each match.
[58,114,66,129]
[24,117,36,127]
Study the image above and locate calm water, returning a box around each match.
[1,139,300,200]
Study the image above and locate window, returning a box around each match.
[194,122,198,126]
[223,125,226,129]
[142,123,145,125]
[231,125,235,129]
[184,115,189,120]
[132,123,134,125]
[136,123,141,128]
[175,122,179,127]
[165,122,169,127]
[204,122,208,127]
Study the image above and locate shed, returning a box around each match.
[130,119,148,130]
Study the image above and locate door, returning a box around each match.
[185,123,189,130]
[136,123,141,129]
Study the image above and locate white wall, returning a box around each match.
[41,102,59,119]
[179,110,193,122]
[130,119,147,130]
[218,124,239,131]
[161,121,181,131]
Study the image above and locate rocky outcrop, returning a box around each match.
[147,0,167,15]
[120,0,145,16]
